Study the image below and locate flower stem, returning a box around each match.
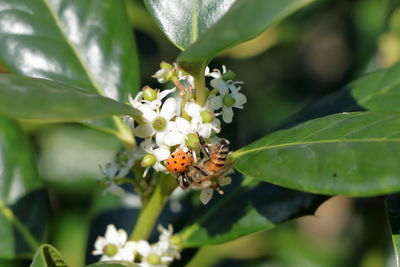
[194,64,207,107]
[129,173,177,241]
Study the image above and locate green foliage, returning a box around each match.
[0,117,47,258]
[180,178,327,247]
[30,244,69,267]
[234,112,400,196]
[0,74,141,122]
[386,194,400,266]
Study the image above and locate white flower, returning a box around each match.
[157,225,181,260]
[99,150,137,196]
[142,144,171,177]
[200,176,232,205]
[210,78,247,123]
[137,240,173,267]
[206,65,227,79]
[128,91,144,109]
[92,224,137,261]
[185,102,221,138]
[134,97,177,140]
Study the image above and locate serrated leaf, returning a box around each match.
[0,74,140,122]
[386,194,400,267]
[30,244,69,267]
[0,117,48,258]
[177,0,314,67]
[0,0,139,133]
[180,178,327,247]
[233,112,400,196]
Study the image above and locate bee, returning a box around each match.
[165,136,234,194]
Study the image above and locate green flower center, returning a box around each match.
[143,87,157,101]
[152,116,167,131]
[223,95,236,107]
[141,154,156,167]
[148,253,161,265]
[102,243,118,257]
[222,70,236,81]
[200,110,214,123]
[186,133,200,150]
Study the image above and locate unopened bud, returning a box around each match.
[141,154,156,167]
[222,70,236,81]
[160,61,173,70]
[152,116,167,131]
[143,86,157,101]
[222,95,236,107]
[201,110,214,123]
[148,253,161,265]
[186,133,200,150]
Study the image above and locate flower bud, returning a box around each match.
[143,86,157,101]
[222,95,236,107]
[222,70,236,81]
[102,244,118,257]
[171,234,183,249]
[141,154,156,167]
[160,61,172,70]
[186,133,200,150]
[201,110,214,123]
[152,116,167,131]
[148,253,161,265]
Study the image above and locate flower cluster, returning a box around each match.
[93,224,182,266]
[100,62,246,204]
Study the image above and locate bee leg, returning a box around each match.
[214,183,224,195]
[197,133,211,158]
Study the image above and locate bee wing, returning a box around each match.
[197,161,236,182]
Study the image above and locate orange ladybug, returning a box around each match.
[165,149,193,173]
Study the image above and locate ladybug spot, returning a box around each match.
[182,156,186,159]
[181,163,184,166]
[172,155,175,158]
[174,160,177,164]
[174,168,177,171]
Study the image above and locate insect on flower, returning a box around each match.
[165,135,234,196]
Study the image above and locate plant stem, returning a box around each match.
[194,64,207,106]
[129,173,177,241]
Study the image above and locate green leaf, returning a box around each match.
[0,117,48,258]
[86,261,137,267]
[180,178,327,247]
[233,112,400,196]
[0,74,141,122]
[177,0,314,65]
[30,244,69,267]
[144,0,238,50]
[0,0,139,101]
[386,194,400,267]
[0,0,139,136]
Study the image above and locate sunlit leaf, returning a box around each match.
[30,244,69,267]
[177,0,314,68]
[0,0,139,133]
[180,178,327,247]
[234,112,400,196]
[0,117,48,258]
[0,74,141,122]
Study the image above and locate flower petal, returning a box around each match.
[154,147,171,161]
[159,87,176,100]
[222,106,234,123]
[134,124,154,139]
[232,92,247,108]
[137,240,151,257]
[210,78,229,95]
[105,224,119,244]
[138,104,157,121]
[162,131,186,147]
[200,188,214,205]
[218,176,232,186]
[94,236,107,251]
[185,102,202,117]
[160,97,177,120]
[175,117,191,134]
[117,229,128,245]
[197,123,212,138]
[154,162,167,172]
[211,96,223,110]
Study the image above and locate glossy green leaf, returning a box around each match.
[386,194,400,267]
[30,244,68,267]
[144,0,237,50]
[180,178,327,247]
[0,117,48,258]
[0,74,141,122]
[0,0,138,101]
[86,261,137,267]
[177,0,314,66]
[234,112,400,196]
[284,62,400,128]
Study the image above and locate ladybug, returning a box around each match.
[165,149,193,173]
